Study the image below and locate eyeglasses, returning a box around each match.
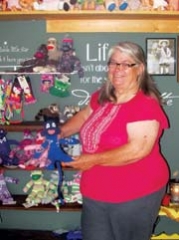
[108,61,137,70]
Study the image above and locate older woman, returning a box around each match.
[61,42,170,240]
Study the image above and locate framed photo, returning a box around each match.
[146,38,176,75]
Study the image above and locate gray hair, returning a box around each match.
[98,41,162,104]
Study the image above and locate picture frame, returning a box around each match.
[146,38,176,76]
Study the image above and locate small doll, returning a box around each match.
[41,170,60,212]
[0,128,19,168]
[63,172,82,204]
[0,168,19,205]
[33,104,79,204]
[19,130,51,170]
[23,170,50,208]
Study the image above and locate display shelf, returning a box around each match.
[1,121,46,132]
[0,195,82,212]
[0,10,178,21]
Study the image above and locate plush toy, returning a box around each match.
[34,103,60,121]
[18,44,48,73]
[0,168,19,205]
[12,129,34,167]
[46,37,61,66]
[152,0,168,10]
[62,105,80,123]
[63,172,82,204]
[0,128,19,168]
[35,105,79,203]
[56,35,84,78]
[23,170,50,208]
[105,0,129,11]
[0,0,8,11]
[18,0,35,10]
[33,37,62,73]
[41,170,60,212]
[18,130,51,170]
[49,74,71,98]
[58,0,78,11]
[33,0,46,10]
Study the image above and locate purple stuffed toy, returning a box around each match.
[0,168,19,205]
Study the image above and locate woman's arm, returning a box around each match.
[62,120,160,170]
[60,104,92,138]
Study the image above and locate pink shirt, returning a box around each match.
[80,90,169,203]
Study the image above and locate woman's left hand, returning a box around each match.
[62,154,96,171]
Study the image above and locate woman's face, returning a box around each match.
[108,50,143,94]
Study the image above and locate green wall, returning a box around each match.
[0,21,179,234]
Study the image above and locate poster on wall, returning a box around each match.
[146,38,176,76]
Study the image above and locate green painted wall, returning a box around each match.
[0,21,179,234]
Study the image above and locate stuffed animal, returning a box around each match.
[63,172,82,204]
[18,44,48,73]
[18,0,35,10]
[56,35,84,78]
[0,0,8,10]
[35,103,60,121]
[0,168,19,205]
[0,128,19,168]
[46,37,61,66]
[49,74,71,98]
[23,170,50,208]
[152,0,168,10]
[41,170,61,212]
[34,105,79,203]
[13,129,35,167]
[58,0,78,11]
[18,130,51,170]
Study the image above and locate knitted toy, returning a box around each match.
[56,35,84,78]
[63,172,82,204]
[18,44,48,73]
[18,130,51,170]
[46,37,61,66]
[41,170,60,212]
[49,74,71,98]
[23,170,50,208]
[0,168,19,205]
[18,0,35,10]
[35,105,79,203]
[12,129,34,167]
[152,0,168,10]
[0,128,19,168]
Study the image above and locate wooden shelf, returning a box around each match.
[0,11,179,32]
[1,121,44,132]
[0,195,82,212]
[0,10,178,21]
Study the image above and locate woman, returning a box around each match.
[61,42,170,240]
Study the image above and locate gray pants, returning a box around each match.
[81,187,166,240]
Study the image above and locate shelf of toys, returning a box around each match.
[0,0,179,33]
[0,194,82,212]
